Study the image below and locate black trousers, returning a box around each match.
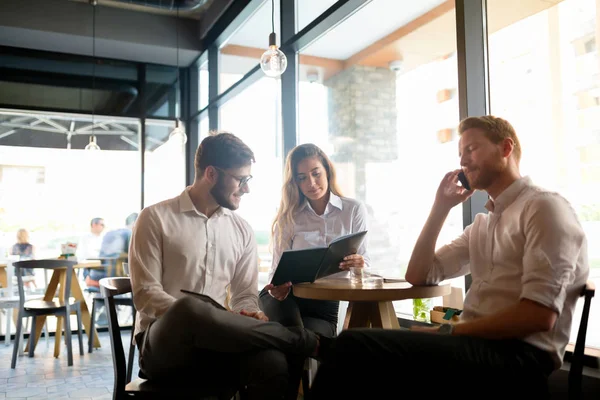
[136,296,319,400]
[310,328,555,399]
[259,288,338,337]
[259,289,338,399]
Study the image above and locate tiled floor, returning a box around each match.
[0,330,138,400]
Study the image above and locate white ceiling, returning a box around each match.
[228,0,447,60]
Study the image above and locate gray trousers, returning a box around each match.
[137,296,319,400]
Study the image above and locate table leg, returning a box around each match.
[0,268,7,290]
[25,270,61,353]
[370,301,400,329]
[70,270,100,348]
[343,301,400,330]
[343,302,372,329]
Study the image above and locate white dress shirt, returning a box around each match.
[268,193,370,283]
[130,187,260,337]
[421,176,589,367]
[76,233,103,260]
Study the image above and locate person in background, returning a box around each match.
[11,229,35,261]
[76,217,105,260]
[84,213,138,289]
[260,143,369,399]
[10,228,36,286]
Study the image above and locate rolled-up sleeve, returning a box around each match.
[428,223,473,284]
[229,226,260,313]
[129,207,176,319]
[521,194,585,314]
[352,202,371,267]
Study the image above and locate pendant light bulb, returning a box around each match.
[85,135,101,151]
[261,32,287,78]
[169,119,187,145]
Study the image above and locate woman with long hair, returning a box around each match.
[260,143,369,335]
[10,228,36,280]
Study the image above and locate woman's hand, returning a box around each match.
[339,254,364,270]
[263,282,292,301]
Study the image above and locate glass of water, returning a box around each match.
[122,262,130,276]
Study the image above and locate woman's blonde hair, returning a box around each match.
[16,228,29,244]
[271,144,343,252]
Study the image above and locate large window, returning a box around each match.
[219,1,281,94]
[488,0,600,348]
[298,0,461,318]
[219,77,283,289]
[144,119,186,207]
[0,109,141,259]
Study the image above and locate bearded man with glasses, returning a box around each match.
[129,132,325,400]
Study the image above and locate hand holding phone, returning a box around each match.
[457,170,471,191]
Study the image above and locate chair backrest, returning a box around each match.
[13,259,77,306]
[100,276,134,399]
[568,280,596,398]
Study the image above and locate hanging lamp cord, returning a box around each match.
[91,0,96,140]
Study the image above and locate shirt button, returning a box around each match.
[207,269,212,275]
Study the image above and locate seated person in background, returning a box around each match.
[309,116,590,399]
[76,217,105,260]
[259,143,369,398]
[130,132,324,400]
[10,228,36,286]
[84,213,138,289]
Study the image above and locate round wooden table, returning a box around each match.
[293,278,451,329]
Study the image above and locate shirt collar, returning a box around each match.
[301,192,343,215]
[485,176,532,213]
[178,187,232,217]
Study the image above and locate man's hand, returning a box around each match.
[339,254,364,270]
[434,170,473,211]
[264,282,292,301]
[240,310,269,321]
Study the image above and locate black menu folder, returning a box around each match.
[270,230,367,286]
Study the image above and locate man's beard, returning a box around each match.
[210,175,239,210]
[471,162,503,191]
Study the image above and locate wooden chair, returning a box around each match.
[11,259,84,368]
[567,280,595,399]
[100,277,239,400]
[86,257,134,354]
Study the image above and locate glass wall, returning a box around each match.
[219,77,283,289]
[144,119,186,207]
[488,0,600,347]
[219,1,281,94]
[0,46,182,337]
[190,0,600,352]
[298,0,461,317]
[0,110,141,259]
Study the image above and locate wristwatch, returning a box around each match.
[437,323,455,335]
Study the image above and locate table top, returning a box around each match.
[293,277,451,302]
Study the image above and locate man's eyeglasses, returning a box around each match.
[214,167,252,188]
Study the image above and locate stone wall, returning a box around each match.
[324,65,398,201]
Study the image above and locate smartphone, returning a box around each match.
[457,171,471,191]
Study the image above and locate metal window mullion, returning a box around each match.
[456,0,490,292]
